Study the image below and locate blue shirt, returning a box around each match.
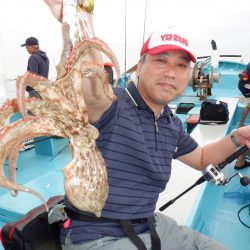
[26,50,49,92]
[61,82,198,244]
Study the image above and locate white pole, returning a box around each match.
[0,21,7,105]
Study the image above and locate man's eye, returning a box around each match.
[177,63,188,70]
[156,59,167,63]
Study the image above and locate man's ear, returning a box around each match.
[136,60,142,77]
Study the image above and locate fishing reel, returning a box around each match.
[159,145,250,211]
[191,62,220,101]
[202,145,250,186]
[201,165,250,186]
[202,165,226,185]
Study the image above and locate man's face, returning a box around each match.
[136,50,191,111]
[26,46,35,54]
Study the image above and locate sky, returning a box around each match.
[0,0,249,81]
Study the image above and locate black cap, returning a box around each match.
[243,62,250,76]
[20,37,39,47]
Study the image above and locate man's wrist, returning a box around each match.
[230,129,242,148]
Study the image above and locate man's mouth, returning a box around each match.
[158,82,176,90]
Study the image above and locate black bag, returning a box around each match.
[199,99,229,124]
[0,195,64,250]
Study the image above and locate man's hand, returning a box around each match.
[235,126,250,148]
[43,0,63,22]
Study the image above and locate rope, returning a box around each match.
[142,0,148,45]
[124,0,127,75]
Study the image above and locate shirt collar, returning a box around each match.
[125,82,173,117]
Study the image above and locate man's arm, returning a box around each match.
[43,0,115,123]
[81,78,114,123]
[178,126,250,170]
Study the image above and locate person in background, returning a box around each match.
[234,149,250,170]
[238,61,250,127]
[104,62,114,85]
[20,36,49,98]
[44,1,250,249]
[234,62,250,170]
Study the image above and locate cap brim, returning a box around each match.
[147,44,196,63]
[20,43,27,47]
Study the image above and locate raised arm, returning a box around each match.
[43,0,116,123]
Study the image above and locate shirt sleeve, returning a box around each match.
[173,117,198,159]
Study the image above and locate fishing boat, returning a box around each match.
[1,0,250,249]
[156,57,250,250]
[0,57,249,250]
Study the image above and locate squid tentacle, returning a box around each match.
[0,116,66,211]
[0,0,120,217]
[0,99,19,129]
[73,61,116,102]
[16,73,53,116]
[65,38,120,87]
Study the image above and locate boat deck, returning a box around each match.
[0,140,71,235]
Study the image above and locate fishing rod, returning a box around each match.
[159,145,250,211]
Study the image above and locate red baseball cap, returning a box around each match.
[140,32,196,63]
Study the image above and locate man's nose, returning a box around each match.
[162,64,177,78]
